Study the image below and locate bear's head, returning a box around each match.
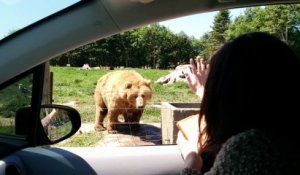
[120,79,152,109]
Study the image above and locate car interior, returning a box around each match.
[0,0,299,174]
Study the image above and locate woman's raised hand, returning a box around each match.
[184,56,209,99]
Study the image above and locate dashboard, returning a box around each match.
[0,145,184,175]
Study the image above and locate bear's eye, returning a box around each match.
[141,94,145,98]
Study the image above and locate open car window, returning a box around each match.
[48,3,300,148]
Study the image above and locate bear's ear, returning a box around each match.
[124,81,132,89]
[144,79,151,87]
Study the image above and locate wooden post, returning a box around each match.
[42,62,52,104]
[50,72,53,103]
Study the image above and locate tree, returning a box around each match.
[264,4,300,44]
[197,32,211,60]
[203,10,230,59]
[224,4,300,57]
[225,7,266,40]
[211,10,230,45]
[51,23,202,69]
[166,32,195,67]
[138,24,175,68]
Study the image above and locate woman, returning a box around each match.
[180,32,300,174]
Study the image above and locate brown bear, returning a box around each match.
[94,70,152,133]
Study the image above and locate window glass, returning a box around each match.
[50,4,300,147]
[0,74,32,135]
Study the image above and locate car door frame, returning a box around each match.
[0,63,46,157]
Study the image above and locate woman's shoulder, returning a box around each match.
[222,129,272,152]
[219,129,280,163]
[206,129,287,175]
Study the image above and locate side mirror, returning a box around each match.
[15,104,81,145]
[39,104,81,144]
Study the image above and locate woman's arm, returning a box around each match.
[177,131,203,175]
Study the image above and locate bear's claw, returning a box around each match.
[94,124,106,132]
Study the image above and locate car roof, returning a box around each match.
[0,0,299,84]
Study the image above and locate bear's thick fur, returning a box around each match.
[94,70,152,132]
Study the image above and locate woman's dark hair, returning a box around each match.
[199,32,300,152]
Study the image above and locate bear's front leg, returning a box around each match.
[130,109,144,129]
[94,91,108,132]
[94,106,108,132]
[107,110,119,134]
[132,109,143,123]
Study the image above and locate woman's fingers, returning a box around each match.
[184,68,198,92]
[196,57,201,73]
[200,58,205,72]
[206,63,210,75]
[184,70,192,85]
[189,58,197,75]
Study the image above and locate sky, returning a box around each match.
[0,0,245,39]
[159,8,245,39]
[0,0,80,39]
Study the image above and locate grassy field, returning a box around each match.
[50,66,199,146]
[51,67,199,123]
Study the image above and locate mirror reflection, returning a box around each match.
[40,107,72,141]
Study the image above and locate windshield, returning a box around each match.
[0,0,80,40]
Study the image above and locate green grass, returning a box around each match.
[0,118,15,134]
[56,132,104,147]
[0,75,32,135]
[48,122,72,141]
[51,67,199,123]
[0,75,32,118]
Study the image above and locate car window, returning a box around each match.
[49,3,300,148]
[0,74,33,136]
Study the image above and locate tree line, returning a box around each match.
[51,4,300,69]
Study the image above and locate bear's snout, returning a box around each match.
[136,96,144,109]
